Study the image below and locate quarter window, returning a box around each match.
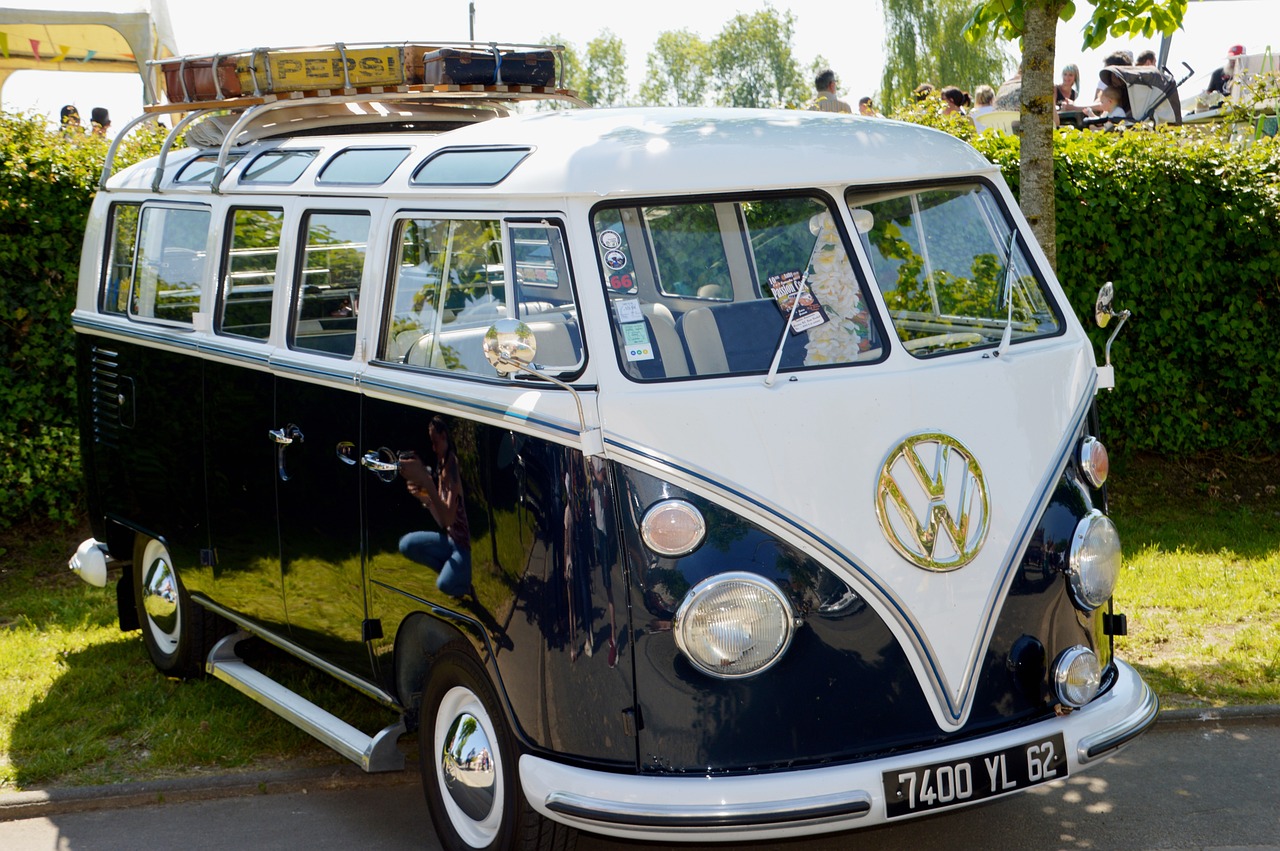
[317,147,410,185]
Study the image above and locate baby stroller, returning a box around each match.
[1092,63,1194,128]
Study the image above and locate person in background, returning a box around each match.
[993,65,1022,111]
[1093,50,1134,101]
[940,86,971,115]
[913,82,935,102]
[59,105,83,138]
[1209,45,1245,96]
[90,107,111,136]
[857,96,880,117]
[398,415,473,599]
[1056,64,1080,107]
[1137,50,1157,67]
[1084,85,1128,129]
[811,68,852,113]
[970,84,996,118]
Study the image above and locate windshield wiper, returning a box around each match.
[765,272,807,387]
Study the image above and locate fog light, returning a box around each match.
[1067,510,1121,611]
[1079,436,1109,488]
[1053,645,1101,708]
[673,572,796,678]
[641,499,705,557]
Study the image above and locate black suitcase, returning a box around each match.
[416,48,556,87]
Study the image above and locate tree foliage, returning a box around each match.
[963,0,1189,269]
[581,30,629,107]
[639,29,712,107]
[880,0,1011,114]
[709,7,808,108]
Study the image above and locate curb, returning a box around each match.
[0,760,420,822]
[3,706,1278,822]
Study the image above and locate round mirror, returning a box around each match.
[1095,282,1115,328]
[483,319,537,375]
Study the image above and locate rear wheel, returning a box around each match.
[132,536,223,678]
[420,647,576,851]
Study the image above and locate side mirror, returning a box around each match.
[1095,282,1116,328]
[483,318,537,374]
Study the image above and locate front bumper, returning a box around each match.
[519,661,1157,843]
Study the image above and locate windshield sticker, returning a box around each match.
[603,249,628,271]
[621,322,654,361]
[768,270,829,334]
[614,298,644,324]
[599,230,622,250]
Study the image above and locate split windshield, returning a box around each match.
[594,183,1062,381]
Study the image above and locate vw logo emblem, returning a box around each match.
[876,433,989,571]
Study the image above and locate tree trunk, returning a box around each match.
[1019,2,1065,271]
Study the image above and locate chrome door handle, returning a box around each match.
[361,452,399,473]
[269,425,304,445]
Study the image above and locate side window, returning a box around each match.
[219,208,283,341]
[102,203,140,315]
[291,211,369,358]
[382,217,581,376]
[128,205,211,325]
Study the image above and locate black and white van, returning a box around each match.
[69,42,1154,851]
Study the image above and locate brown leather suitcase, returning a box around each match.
[161,57,243,102]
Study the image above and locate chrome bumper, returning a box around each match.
[519,661,1157,843]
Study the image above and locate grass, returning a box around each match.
[1,450,1276,791]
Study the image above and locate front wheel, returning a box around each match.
[132,536,223,678]
[420,647,575,851]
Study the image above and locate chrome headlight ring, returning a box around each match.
[673,572,798,679]
[1066,510,1121,612]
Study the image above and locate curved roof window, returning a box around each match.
[243,150,318,184]
[317,147,411,185]
[411,147,532,186]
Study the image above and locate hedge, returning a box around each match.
[0,111,1277,528]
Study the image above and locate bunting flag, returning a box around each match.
[53,44,71,63]
[82,50,97,62]
[0,33,8,60]
[29,38,40,62]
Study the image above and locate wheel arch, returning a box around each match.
[393,611,499,733]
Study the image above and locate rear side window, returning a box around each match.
[291,211,369,357]
[317,148,410,185]
[109,204,211,325]
[242,150,318,184]
[219,208,283,340]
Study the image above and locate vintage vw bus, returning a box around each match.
[69,42,1154,851]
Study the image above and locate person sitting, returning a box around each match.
[811,68,852,113]
[913,82,935,102]
[59,105,84,139]
[1137,50,1157,68]
[993,66,1021,111]
[1084,85,1128,129]
[90,107,111,137]
[857,96,880,117]
[970,85,996,118]
[1056,64,1080,107]
[940,86,971,115]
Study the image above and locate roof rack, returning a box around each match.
[100,41,584,191]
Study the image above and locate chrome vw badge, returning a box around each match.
[876,433,989,571]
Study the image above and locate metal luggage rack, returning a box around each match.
[101,41,584,192]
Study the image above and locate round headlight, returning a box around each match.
[641,499,706,557]
[673,572,796,679]
[1053,645,1101,708]
[1067,510,1121,611]
[1079,436,1109,488]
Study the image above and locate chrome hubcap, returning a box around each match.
[441,711,497,821]
[140,542,180,650]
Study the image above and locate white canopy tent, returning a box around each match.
[0,0,177,106]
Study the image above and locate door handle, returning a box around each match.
[361,452,399,473]
[269,425,304,445]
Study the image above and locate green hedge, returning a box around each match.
[970,127,1280,456]
[0,114,162,527]
[1,112,1277,529]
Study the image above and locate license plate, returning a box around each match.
[883,732,1067,818]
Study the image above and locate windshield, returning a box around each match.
[593,195,883,381]
[845,183,1061,356]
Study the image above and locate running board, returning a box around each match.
[207,631,406,773]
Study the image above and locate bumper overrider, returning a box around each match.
[520,661,1157,843]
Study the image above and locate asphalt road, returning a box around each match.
[1,711,1277,851]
